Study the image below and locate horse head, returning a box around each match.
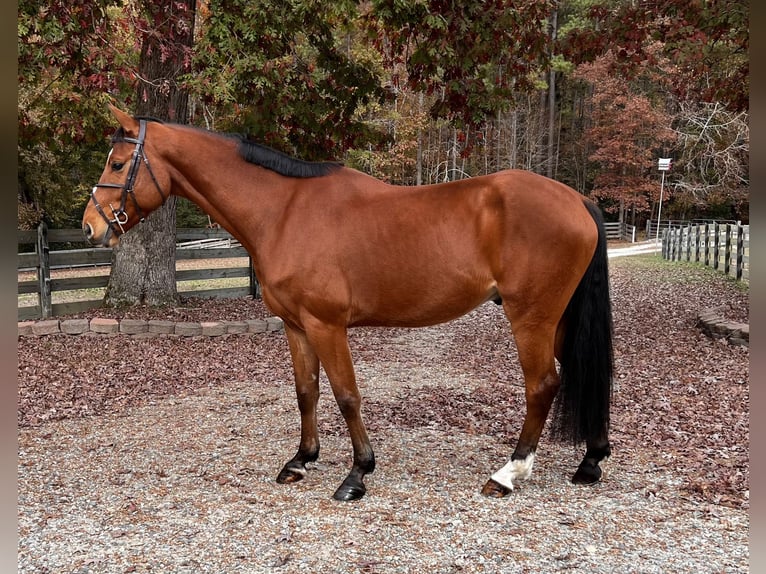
[82,105,170,247]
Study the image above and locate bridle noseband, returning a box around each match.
[90,119,167,238]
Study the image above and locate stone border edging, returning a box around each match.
[18,317,284,338]
[21,311,748,348]
[696,309,749,347]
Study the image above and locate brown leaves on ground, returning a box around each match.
[18,256,749,509]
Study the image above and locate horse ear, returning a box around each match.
[108,104,139,136]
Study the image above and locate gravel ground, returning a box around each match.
[18,256,749,573]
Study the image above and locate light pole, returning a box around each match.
[655,158,672,244]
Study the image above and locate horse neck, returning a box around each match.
[160,127,290,250]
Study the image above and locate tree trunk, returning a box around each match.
[416,92,423,185]
[450,128,458,181]
[104,0,196,308]
[104,206,179,306]
[509,108,517,170]
[547,7,558,179]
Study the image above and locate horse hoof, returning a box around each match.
[332,482,366,501]
[276,465,306,484]
[571,463,602,485]
[481,478,512,498]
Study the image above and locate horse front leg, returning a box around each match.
[305,321,375,501]
[482,320,560,497]
[276,325,321,484]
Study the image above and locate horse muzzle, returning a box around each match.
[82,221,117,248]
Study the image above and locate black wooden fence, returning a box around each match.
[603,221,637,242]
[18,223,256,321]
[661,221,749,282]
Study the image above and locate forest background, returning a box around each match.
[18,0,749,233]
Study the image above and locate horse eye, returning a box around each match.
[111,162,125,171]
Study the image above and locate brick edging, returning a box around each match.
[696,309,749,347]
[22,311,748,346]
[18,317,284,338]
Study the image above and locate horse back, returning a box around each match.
[258,168,597,329]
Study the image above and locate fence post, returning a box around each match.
[676,227,684,261]
[669,228,675,260]
[686,223,692,261]
[668,228,674,260]
[37,222,52,318]
[668,227,677,261]
[724,223,732,277]
[668,227,678,261]
[665,229,670,259]
[736,222,744,280]
[679,226,684,261]
[678,227,685,261]
[672,227,677,260]
[680,227,685,261]
[713,222,720,270]
[694,225,700,262]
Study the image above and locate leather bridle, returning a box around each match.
[89,119,167,239]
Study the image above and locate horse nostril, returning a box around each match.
[83,223,94,241]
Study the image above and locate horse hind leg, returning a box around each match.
[553,318,611,486]
[277,325,321,484]
[482,315,560,497]
[571,435,611,485]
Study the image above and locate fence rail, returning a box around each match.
[18,224,256,321]
[661,221,749,282]
[646,219,737,241]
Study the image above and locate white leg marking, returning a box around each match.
[490,453,535,491]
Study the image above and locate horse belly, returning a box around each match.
[347,266,497,328]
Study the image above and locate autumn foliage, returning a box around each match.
[18,0,749,228]
[573,45,676,221]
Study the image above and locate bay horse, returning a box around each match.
[83,105,614,501]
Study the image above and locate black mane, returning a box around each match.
[237,137,343,178]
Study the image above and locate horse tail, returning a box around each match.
[550,199,614,445]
